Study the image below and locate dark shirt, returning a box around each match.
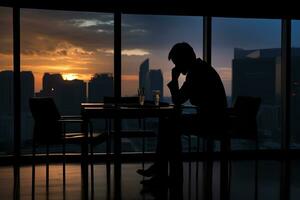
[167,58,227,118]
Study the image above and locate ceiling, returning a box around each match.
[0,0,299,19]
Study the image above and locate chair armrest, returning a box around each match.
[58,119,84,123]
[61,115,82,119]
[180,105,198,114]
[60,115,84,123]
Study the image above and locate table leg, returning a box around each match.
[220,137,230,200]
[114,117,122,200]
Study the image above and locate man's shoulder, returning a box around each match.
[194,58,210,69]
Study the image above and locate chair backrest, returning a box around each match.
[29,97,62,144]
[231,96,261,138]
[233,96,261,119]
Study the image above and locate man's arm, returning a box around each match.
[167,68,190,105]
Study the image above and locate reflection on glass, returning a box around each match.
[212,17,281,150]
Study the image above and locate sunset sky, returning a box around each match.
[1,7,298,97]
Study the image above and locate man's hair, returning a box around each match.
[168,42,196,61]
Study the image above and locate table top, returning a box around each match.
[81,102,178,118]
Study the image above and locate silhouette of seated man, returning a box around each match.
[137,42,228,187]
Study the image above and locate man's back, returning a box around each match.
[189,59,227,114]
[186,58,228,133]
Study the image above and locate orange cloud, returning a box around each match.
[122,74,139,81]
[97,48,150,56]
[215,67,232,81]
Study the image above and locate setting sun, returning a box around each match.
[62,73,78,81]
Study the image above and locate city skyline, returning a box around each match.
[1,8,300,97]
[2,47,300,151]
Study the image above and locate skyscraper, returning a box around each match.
[139,59,151,99]
[232,48,300,104]
[0,70,34,113]
[0,71,13,115]
[232,48,280,105]
[21,71,34,112]
[38,73,86,115]
[0,71,13,152]
[20,71,34,145]
[88,73,114,102]
[149,69,164,99]
[42,73,64,96]
[0,70,35,151]
[232,48,300,147]
[139,59,164,100]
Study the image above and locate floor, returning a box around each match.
[0,161,300,200]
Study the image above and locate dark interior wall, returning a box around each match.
[0,0,299,19]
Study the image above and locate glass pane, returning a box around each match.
[290,160,300,200]
[290,20,300,149]
[121,14,203,153]
[20,9,114,154]
[230,161,256,200]
[0,7,13,155]
[258,161,281,200]
[212,18,281,150]
[230,160,280,200]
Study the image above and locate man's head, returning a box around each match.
[168,42,196,75]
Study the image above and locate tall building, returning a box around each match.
[232,48,300,104]
[139,59,151,99]
[0,70,34,113]
[21,71,34,112]
[232,48,280,105]
[88,73,113,102]
[0,71,13,115]
[149,69,164,99]
[60,79,86,114]
[42,73,64,95]
[0,71,13,152]
[0,71,34,151]
[38,73,86,115]
[232,48,300,147]
[20,71,35,144]
[139,59,164,100]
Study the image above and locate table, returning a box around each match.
[81,103,178,199]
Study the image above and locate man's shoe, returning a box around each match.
[140,176,169,187]
[136,164,158,177]
[136,169,155,177]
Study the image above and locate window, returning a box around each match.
[290,20,300,149]
[20,9,114,154]
[121,14,203,152]
[0,7,13,155]
[212,18,282,150]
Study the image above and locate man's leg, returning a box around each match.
[166,115,183,185]
[140,116,181,184]
[152,117,173,179]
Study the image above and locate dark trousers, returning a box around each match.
[155,114,194,184]
[156,112,226,184]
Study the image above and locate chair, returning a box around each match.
[29,97,108,199]
[227,96,261,141]
[184,96,261,200]
[226,96,261,200]
[29,97,108,154]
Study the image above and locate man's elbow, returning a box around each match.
[172,96,186,105]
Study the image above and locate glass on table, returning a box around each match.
[138,88,145,106]
[152,90,160,106]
